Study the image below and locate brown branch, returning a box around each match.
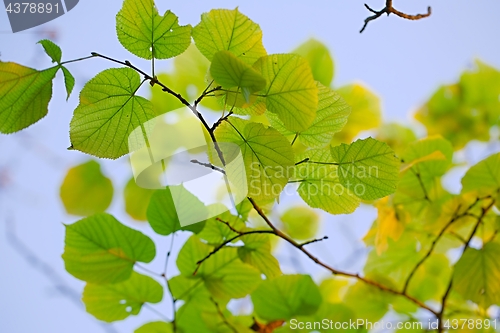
[360,0,431,33]
[298,236,329,248]
[215,217,244,234]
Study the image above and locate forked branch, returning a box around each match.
[360,0,431,33]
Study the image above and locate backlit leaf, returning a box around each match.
[253,54,318,132]
[293,38,334,86]
[215,118,294,201]
[116,0,191,59]
[238,233,282,278]
[124,177,155,221]
[280,206,319,241]
[135,322,173,333]
[60,160,113,216]
[61,66,75,101]
[192,8,266,65]
[0,62,58,134]
[461,152,500,197]
[62,213,155,284]
[38,39,62,64]
[330,137,400,200]
[453,242,500,308]
[69,67,156,159]
[83,272,163,322]
[267,82,350,147]
[251,274,322,321]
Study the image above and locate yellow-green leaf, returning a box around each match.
[116,0,191,59]
[124,177,155,221]
[280,206,320,241]
[461,152,500,196]
[38,39,62,64]
[83,272,163,322]
[69,67,156,159]
[0,62,58,134]
[62,213,155,284]
[192,8,266,65]
[293,38,334,86]
[254,54,318,132]
[60,160,113,216]
[238,233,282,278]
[135,322,173,333]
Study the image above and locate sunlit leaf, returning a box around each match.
[238,233,282,278]
[147,185,207,235]
[293,38,334,86]
[334,84,381,143]
[116,0,191,59]
[254,54,318,132]
[38,39,62,64]
[69,67,156,159]
[267,82,350,147]
[61,66,75,100]
[124,177,155,221]
[461,152,500,198]
[135,322,174,333]
[215,118,294,201]
[280,206,319,241]
[251,274,322,321]
[62,213,155,284]
[0,62,58,134]
[453,242,500,308]
[330,137,400,200]
[60,160,113,216]
[83,272,163,322]
[192,8,266,65]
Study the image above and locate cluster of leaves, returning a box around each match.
[1,0,500,332]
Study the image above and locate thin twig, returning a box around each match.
[298,236,329,248]
[360,0,431,33]
[190,159,225,174]
[216,217,244,234]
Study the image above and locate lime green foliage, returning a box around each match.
[83,272,163,322]
[70,67,156,159]
[251,275,322,321]
[293,38,334,86]
[215,118,294,200]
[334,84,381,143]
[4,2,500,331]
[280,206,319,241]
[124,177,155,221]
[38,39,62,64]
[210,50,266,102]
[416,60,500,149]
[60,160,114,216]
[146,186,206,235]
[453,242,500,307]
[267,82,350,147]
[330,137,400,200]
[116,0,191,60]
[254,54,318,132]
[135,322,173,333]
[0,62,57,134]
[192,8,266,65]
[62,213,155,284]
[295,148,360,214]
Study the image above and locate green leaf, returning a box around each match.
[38,39,62,64]
[280,206,319,241]
[215,118,294,201]
[116,0,191,59]
[334,84,381,143]
[461,152,500,196]
[198,208,246,244]
[376,123,417,155]
[62,213,155,284]
[135,322,173,333]
[453,242,500,308]
[238,233,282,278]
[192,8,266,65]
[330,137,400,200]
[267,82,350,147]
[147,185,207,236]
[177,236,262,300]
[253,54,318,132]
[295,148,360,214]
[83,272,163,322]
[293,38,334,86]
[60,160,113,216]
[251,274,322,321]
[61,66,75,101]
[69,67,156,159]
[124,177,155,221]
[343,280,392,322]
[0,62,58,134]
[210,50,266,93]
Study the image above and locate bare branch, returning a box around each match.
[361,0,431,33]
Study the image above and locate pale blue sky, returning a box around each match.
[1,1,500,332]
